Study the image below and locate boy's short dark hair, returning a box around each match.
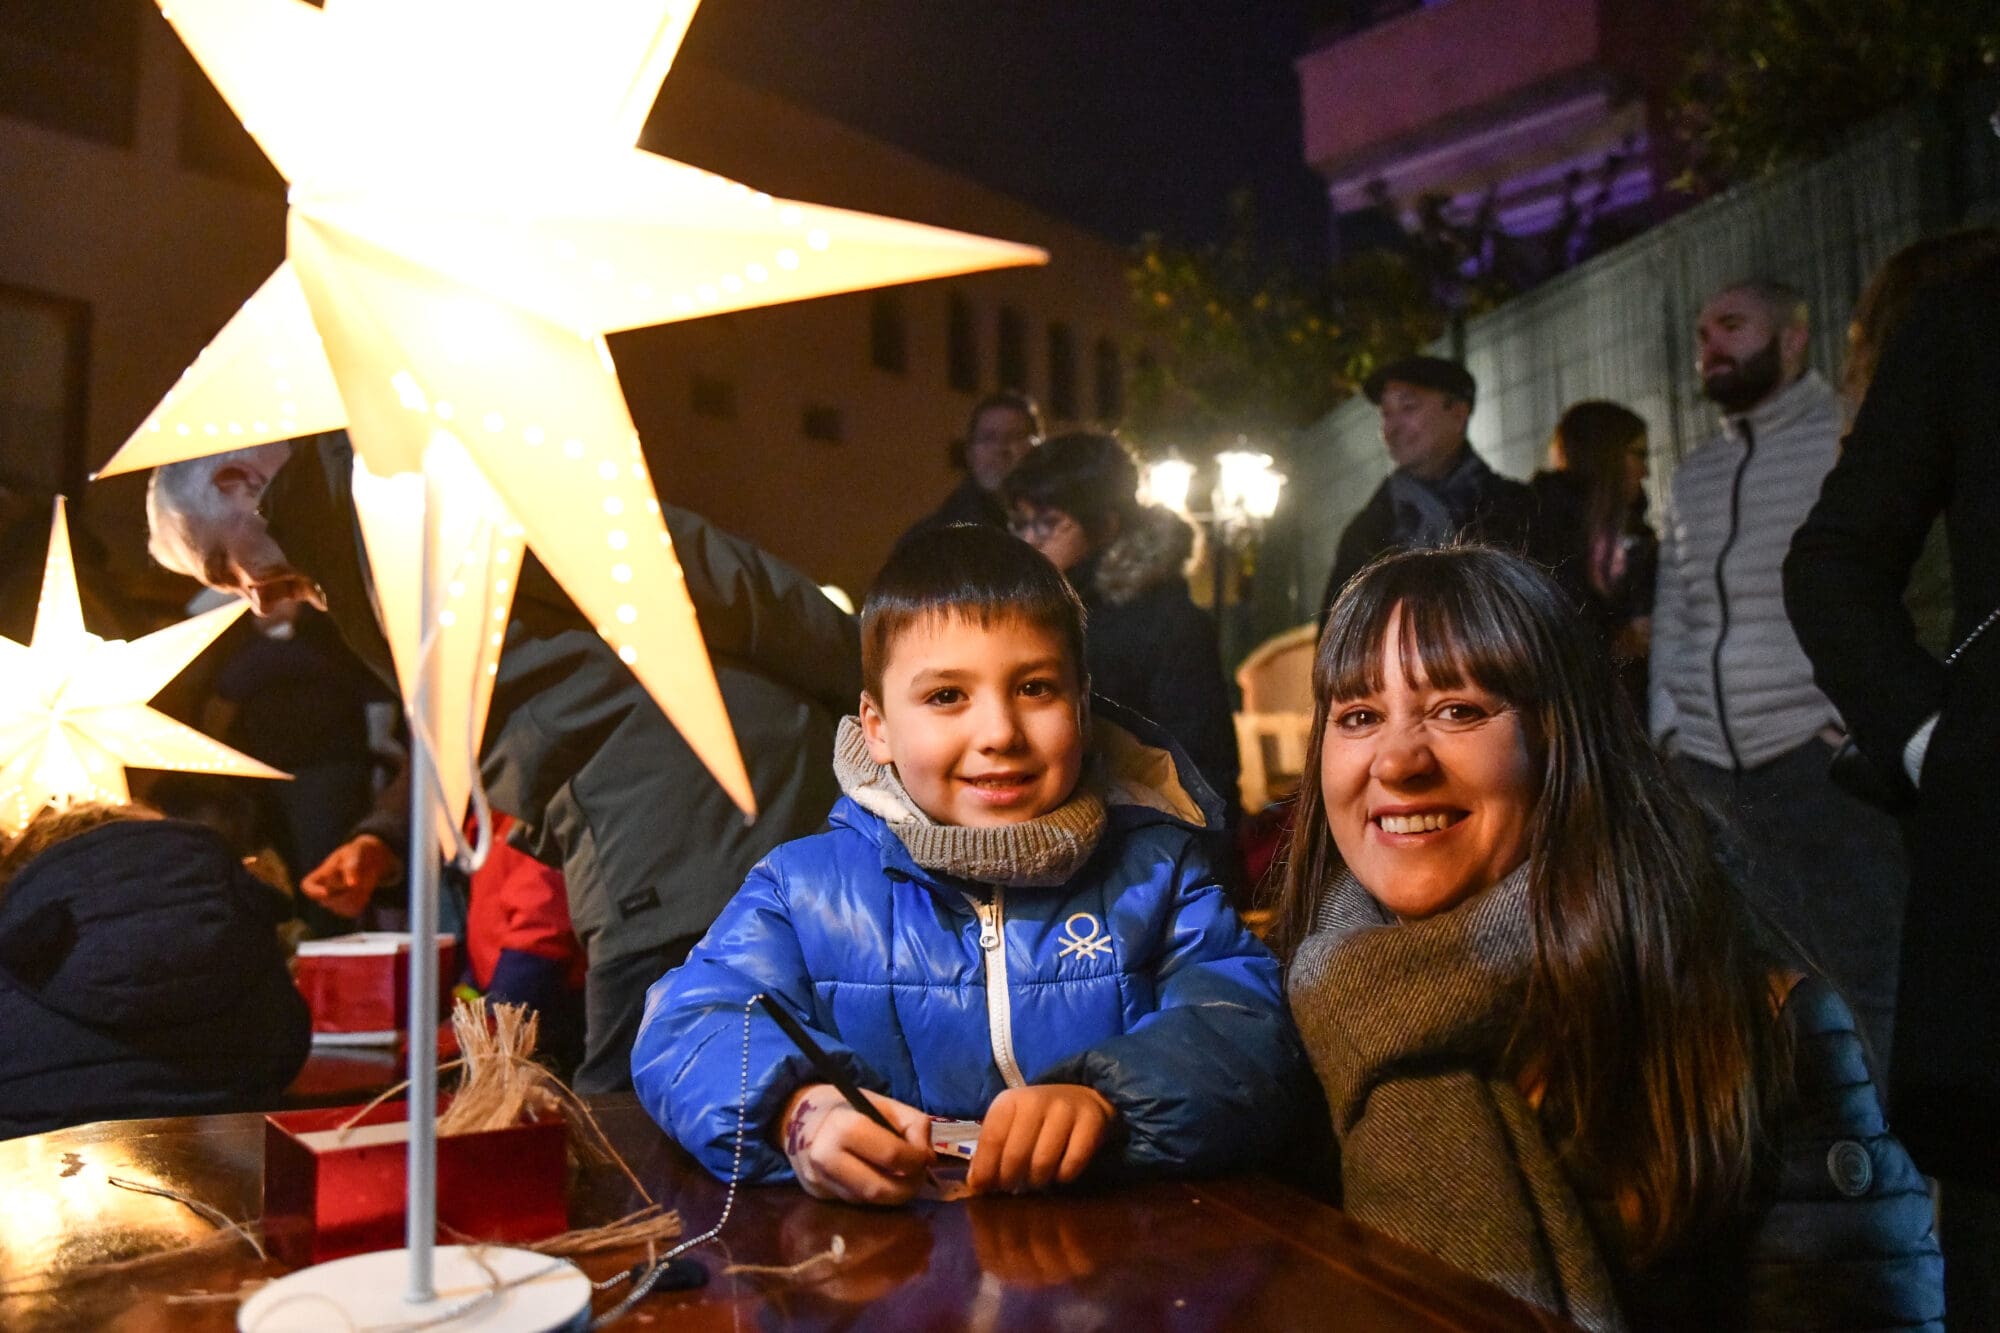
[862,525,1087,701]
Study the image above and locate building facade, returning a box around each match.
[1297,0,1692,280]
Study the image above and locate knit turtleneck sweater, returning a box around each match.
[831,717,1106,887]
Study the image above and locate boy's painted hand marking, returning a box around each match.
[784,1096,817,1159]
[778,1083,933,1206]
[968,1083,1115,1195]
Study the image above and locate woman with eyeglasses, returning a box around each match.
[1001,432,1241,827]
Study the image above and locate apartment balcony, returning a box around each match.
[1296,0,1685,227]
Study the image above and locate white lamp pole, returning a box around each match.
[1206,443,1287,668]
[403,479,443,1302]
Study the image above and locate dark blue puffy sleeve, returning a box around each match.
[1740,977,1944,1331]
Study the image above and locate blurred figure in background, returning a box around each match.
[1530,400,1659,712]
[1787,228,2000,1328]
[1002,431,1242,826]
[1316,356,1541,626]
[896,390,1043,547]
[1650,278,1905,1071]
[205,599,391,937]
[1827,229,2000,659]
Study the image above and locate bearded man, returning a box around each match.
[1650,280,1906,1072]
[145,433,858,1092]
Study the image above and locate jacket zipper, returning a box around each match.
[964,886,1026,1089]
[1709,420,1752,771]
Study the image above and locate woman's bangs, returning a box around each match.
[1317,555,1542,706]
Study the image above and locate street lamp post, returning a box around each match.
[1142,443,1286,674]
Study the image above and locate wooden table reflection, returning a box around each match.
[0,1096,1575,1331]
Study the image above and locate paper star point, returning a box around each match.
[0,499,288,837]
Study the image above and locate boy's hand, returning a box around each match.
[779,1083,933,1206]
[968,1084,1115,1194]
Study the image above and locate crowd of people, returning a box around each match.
[1,228,1994,1330]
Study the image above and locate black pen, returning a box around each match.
[754,992,903,1136]
[754,993,938,1181]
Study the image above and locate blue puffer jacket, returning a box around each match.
[633,712,1307,1184]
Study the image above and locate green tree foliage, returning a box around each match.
[1673,0,2000,187]
[1124,193,1453,452]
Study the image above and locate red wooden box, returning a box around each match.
[262,1100,568,1266]
[293,933,457,1040]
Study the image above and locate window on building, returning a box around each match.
[869,293,907,374]
[802,404,844,444]
[947,293,978,393]
[0,282,91,500]
[997,307,1027,392]
[1094,338,1124,423]
[1045,322,1078,422]
[0,0,139,147]
[690,374,736,419]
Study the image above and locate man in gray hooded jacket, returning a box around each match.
[145,433,859,1091]
[1650,280,1905,1068]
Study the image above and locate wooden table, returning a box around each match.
[0,1096,1575,1331]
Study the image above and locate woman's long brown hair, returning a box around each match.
[1267,546,1792,1262]
[1549,400,1647,599]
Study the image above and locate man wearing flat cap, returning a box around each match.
[1315,355,1539,624]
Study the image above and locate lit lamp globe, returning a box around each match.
[1212,447,1286,531]
[1140,455,1197,515]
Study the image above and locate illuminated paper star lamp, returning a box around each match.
[0,500,287,836]
[96,0,1048,835]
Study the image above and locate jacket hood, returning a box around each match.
[828,695,1222,870]
[1090,504,1196,607]
[0,819,290,1028]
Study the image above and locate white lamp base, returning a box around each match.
[236,1245,593,1331]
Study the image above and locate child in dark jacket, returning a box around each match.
[634,525,1306,1203]
[0,803,311,1139]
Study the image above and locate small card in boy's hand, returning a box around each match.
[929,1116,981,1160]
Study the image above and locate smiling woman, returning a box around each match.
[1316,608,1535,920]
[1268,545,1942,1333]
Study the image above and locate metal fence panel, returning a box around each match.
[1271,98,1974,636]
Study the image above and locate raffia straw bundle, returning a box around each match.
[437,998,561,1135]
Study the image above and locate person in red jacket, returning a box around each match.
[462,811,585,1072]
[303,783,587,1073]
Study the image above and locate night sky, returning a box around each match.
[678,0,1332,257]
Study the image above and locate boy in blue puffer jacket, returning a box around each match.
[633,524,1306,1203]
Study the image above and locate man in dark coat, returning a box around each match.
[1317,357,1539,625]
[0,809,311,1138]
[894,390,1042,548]
[1785,255,2000,1324]
[147,434,860,1092]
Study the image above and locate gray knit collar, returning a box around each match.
[1309,858,1534,939]
[833,717,1108,888]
